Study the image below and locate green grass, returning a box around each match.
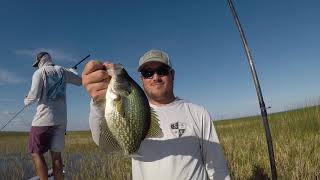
[214,105,320,179]
[0,131,131,179]
[1,105,319,179]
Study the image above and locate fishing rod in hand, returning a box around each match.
[226,0,277,179]
[0,54,91,131]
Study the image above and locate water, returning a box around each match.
[0,153,102,179]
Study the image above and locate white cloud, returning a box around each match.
[0,110,12,116]
[13,48,77,63]
[0,98,17,103]
[0,68,27,85]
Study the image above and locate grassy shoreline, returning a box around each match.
[1,106,319,179]
[214,105,320,179]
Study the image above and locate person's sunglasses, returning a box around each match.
[140,66,171,79]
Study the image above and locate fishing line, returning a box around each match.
[0,106,27,131]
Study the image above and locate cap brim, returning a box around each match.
[32,61,39,67]
[138,59,170,71]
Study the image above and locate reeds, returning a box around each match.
[0,105,319,179]
[215,105,320,179]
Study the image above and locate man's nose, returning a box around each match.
[152,73,162,81]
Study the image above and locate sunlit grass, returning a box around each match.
[0,131,131,179]
[215,105,320,179]
[1,105,319,179]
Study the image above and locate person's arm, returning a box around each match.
[65,68,82,86]
[82,61,113,143]
[24,70,43,106]
[89,99,105,145]
[200,109,231,180]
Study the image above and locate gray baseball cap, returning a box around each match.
[138,49,172,71]
[33,52,49,67]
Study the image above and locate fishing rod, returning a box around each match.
[226,0,277,179]
[0,54,91,131]
[71,54,90,69]
[0,106,27,131]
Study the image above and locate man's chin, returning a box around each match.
[147,91,166,100]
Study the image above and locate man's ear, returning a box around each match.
[171,69,175,81]
[140,75,144,82]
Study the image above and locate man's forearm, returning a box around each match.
[89,99,105,145]
[24,95,37,106]
[25,71,43,106]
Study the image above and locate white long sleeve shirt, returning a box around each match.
[89,98,230,180]
[25,63,82,126]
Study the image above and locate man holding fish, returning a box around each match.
[82,49,230,180]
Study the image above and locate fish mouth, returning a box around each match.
[107,64,124,76]
[108,64,132,97]
[109,75,132,97]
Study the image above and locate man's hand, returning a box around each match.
[24,95,28,106]
[82,60,113,102]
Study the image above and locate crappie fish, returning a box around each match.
[98,64,163,155]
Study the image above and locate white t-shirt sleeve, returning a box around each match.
[201,109,230,180]
[64,68,82,86]
[24,70,43,106]
[89,99,105,145]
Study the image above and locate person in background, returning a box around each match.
[24,52,82,180]
[82,49,230,180]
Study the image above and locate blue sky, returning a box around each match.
[1,0,320,131]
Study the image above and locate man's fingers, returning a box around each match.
[91,89,107,102]
[82,60,105,76]
[84,81,109,101]
[82,60,115,101]
[82,69,111,86]
[86,82,109,95]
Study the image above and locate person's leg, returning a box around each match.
[50,151,63,180]
[28,126,52,179]
[50,124,66,180]
[31,153,48,180]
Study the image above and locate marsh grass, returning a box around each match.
[0,131,131,179]
[0,105,319,179]
[63,132,131,180]
[215,105,320,179]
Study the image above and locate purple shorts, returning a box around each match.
[28,125,66,154]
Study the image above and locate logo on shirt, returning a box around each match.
[170,122,186,138]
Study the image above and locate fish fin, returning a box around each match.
[145,108,163,138]
[114,98,126,118]
[128,153,143,158]
[99,119,122,154]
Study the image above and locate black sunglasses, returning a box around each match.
[141,66,171,79]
